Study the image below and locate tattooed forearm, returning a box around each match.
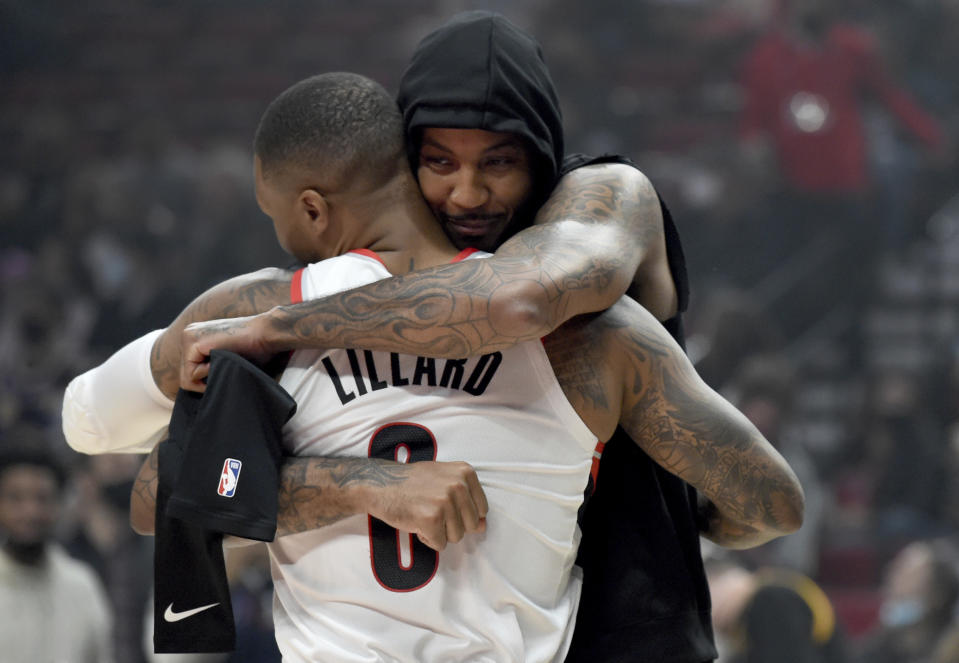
[253,165,669,359]
[151,269,294,397]
[695,497,764,545]
[618,318,803,548]
[275,456,410,537]
[265,219,635,359]
[197,166,668,361]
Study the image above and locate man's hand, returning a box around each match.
[181,314,277,391]
[277,456,488,552]
[366,461,488,551]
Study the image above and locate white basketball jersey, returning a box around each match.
[272,249,597,663]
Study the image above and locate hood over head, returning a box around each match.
[398,11,564,213]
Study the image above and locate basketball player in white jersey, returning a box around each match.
[72,73,802,661]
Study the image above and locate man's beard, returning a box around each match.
[4,539,47,565]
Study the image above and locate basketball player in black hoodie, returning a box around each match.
[175,12,715,662]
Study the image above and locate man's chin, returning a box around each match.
[6,540,47,563]
[450,236,491,252]
[444,226,499,252]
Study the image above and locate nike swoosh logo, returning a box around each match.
[163,602,220,622]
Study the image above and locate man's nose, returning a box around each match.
[449,170,489,209]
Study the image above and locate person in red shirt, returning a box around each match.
[736,0,945,339]
[740,0,942,194]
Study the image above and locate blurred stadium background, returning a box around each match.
[2,0,958,661]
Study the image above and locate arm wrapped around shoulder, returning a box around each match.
[62,329,173,454]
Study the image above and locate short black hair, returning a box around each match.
[253,72,405,190]
[0,442,67,492]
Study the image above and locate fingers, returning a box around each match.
[180,337,210,392]
[465,469,489,523]
[384,461,489,552]
[443,497,467,546]
[416,509,449,552]
[442,463,489,544]
[447,485,478,541]
[416,532,443,552]
[190,363,210,391]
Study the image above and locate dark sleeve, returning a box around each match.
[742,585,820,663]
[165,350,296,541]
[561,152,691,335]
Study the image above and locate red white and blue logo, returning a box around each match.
[217,458,242,497]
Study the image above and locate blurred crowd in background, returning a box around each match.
[2,0,959,661]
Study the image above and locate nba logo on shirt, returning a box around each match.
[217,458,242,497]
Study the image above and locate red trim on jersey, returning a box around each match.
[452,247,481,262]
[589,440,605,494]
[348,248,388,268]
[290,268,304,303]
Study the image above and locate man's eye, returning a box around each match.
[422,156,451,168]
[484,157,516,169]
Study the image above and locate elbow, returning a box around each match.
[488,279,554,339]
[61,377,107,455]
[770,453,806,537]
[129,488,156,536]
[779,476,806,536]
[129,511,155,536]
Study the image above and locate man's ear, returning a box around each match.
[299,188,329,235]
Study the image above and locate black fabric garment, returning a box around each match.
[154,390,235,653]
[561,154,714,662]
[154,350,296,653]
[166,350,296,541]
[398,10,564,226]
[566,431,716,663]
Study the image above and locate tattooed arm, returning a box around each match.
[130,445,487,552]
[612,301,803,548]
[61,267,296,455]
[180,164,676,389]
[150,267,295,399]
[80,266,487,548]
[545,299,804,549]
[276,456,487,549]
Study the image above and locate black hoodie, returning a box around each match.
[398,11,690,321]
[397,11,714,663]
[397,10,563,227]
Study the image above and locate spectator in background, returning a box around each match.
[740,0,944,214]
[61,453,151,663]
[0,437,114,663]
[934,625,959,663]
[0,241,96,434]
[707,555,848,663]
[736,0,946,338]
[932,342,959,533]
[855,539,959,663]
